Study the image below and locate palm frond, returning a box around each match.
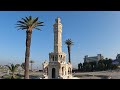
[11,64,15,72]
[29,16,32,20]
[16,16,44,31]
[37,22,44,24]
[65,39,74,46]
[17,21,26,25]
[34,27,41,30]
[5,65,12,71]
[16,64,20,67]
[16,25,27,28]
[26,17,29,21]
[14,64,19,71]
[32,21,44,29]
[17,27,27,30]
[37,24,44,26]
[21,63,25,70]
[22,18,28,23]
[33,17,38,24]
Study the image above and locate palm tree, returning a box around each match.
[65,39,73,63]
[21,63,25,70]
[30,60,34,71]
[98,60,105,71]
[78,63,80,71]
[78,63,82,71]
[5,64,20,79]
[16,16,44,79]
[108,59,112,70]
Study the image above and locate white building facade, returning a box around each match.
[84,54,104,63]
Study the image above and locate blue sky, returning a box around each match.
[0,11,120,69]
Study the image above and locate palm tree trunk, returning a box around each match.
[68,46,71,63]
[24,31,32,79]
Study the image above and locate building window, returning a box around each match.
[53,56,54,61]
[55,55,58,61]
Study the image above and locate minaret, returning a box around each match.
[53,17,62,53]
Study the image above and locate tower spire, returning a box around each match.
[53,17,62,53]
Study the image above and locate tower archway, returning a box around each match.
[68,67,71,74]
[52,68,56,78]
[62,67,65,75]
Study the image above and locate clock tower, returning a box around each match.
[45,17,72,79]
